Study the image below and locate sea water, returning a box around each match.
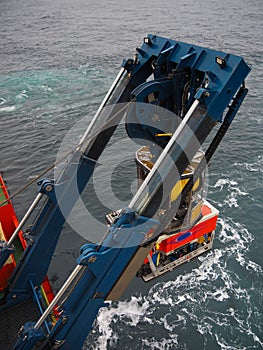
[0,0,262,349]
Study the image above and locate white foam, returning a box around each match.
[214,333,247,350]
[40,85,53,92]
[214,178,238,190]
[159,315,174,332]
[142,333,178,349]
[208,288,230,301]
[212,177,249,208]
[89,296,149,349]
[174,295,186,305]
[0,97,6,105]
[210,177,250,208]
[17,90,28,99]
[0,105,16,112]
[245,259,262,273]
[247,332,263,348]
[217,217,252,248]
[234,156,263,173]
[224,195,239,207]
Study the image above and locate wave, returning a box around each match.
[209,177,249,208]
[0,97,6,105]
[234,156,263,174]
[0,105,16,112]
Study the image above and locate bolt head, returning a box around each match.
[88,256,97,263]
[45,184,53,192]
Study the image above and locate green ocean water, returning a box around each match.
[0,0,262,349]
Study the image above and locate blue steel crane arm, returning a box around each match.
[5,37,170,299]
[11,36,251,350]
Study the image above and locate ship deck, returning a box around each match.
[0,298,40,350]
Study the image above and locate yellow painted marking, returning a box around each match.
[155,133,172,137]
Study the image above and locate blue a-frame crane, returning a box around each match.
[0,34,250,349]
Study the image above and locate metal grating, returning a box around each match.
[0,298,40,350]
